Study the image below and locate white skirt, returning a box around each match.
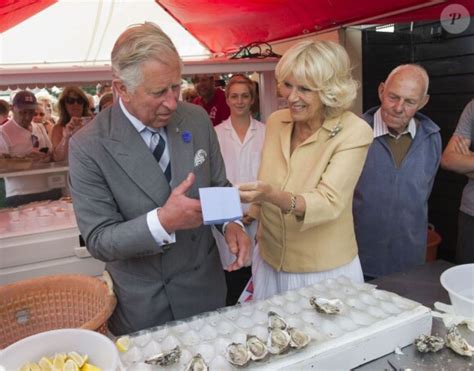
[251,244,364,301]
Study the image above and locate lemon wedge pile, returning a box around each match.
[19,352,101,371]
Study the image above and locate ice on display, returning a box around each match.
[119,276,432,370]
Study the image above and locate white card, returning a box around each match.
[199,187,243,225]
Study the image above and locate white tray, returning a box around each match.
[119,276,432,370]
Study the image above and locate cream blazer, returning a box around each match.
[251,109,373,272]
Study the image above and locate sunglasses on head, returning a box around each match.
[65,97,85,105]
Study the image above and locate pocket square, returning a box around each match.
[194,149,207,167]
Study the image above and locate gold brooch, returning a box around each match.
[328,123,342,138]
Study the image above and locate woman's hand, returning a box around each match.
[63,117,84,139]
[242,212,255,226]
[238,181,273,203]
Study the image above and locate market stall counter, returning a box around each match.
[356,260,474,370]
[117,277,433,369]
[0,198,105,285]
[115,260,473,370]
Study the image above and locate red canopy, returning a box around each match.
[1,0,473,53]
[0,0,57,33]
[156,0,474,53]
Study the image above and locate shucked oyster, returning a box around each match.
[414,334,445,353]
[445,326,474,357]
[247,335,269,361]
[268,311,288,330]
[288,327,311,349]
[226,342,250,367]
[185,353,208,371]
[267,328,291,355]
[144,345,181,366]
[309,297,343,314]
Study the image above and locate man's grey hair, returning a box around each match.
[385,64,430,96]
[111,22,183,92]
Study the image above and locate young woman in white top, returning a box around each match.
[213,74,266,305]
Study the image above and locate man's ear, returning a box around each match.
[378,82,385,102]
[418,94,430,111]
[112,79,130,103]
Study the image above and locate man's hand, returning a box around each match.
[238,181,273,203]
[27,150,50,163]
[224,222,251,271]
[158,172,202,233]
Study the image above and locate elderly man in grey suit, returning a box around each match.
[69,22,251,335]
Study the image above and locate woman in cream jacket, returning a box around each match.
[239,40,373,300]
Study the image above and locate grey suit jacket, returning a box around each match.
[69,102,228,335]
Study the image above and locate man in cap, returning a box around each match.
[0,90,60,207]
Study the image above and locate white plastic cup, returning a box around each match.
[8,209,20,220]
[440,264,474,318]
[22,207,37,218]
[37,214,54,227]
[9,218,25,232]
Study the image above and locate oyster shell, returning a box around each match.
[246,335,269,361]
[267,328,291,355]
[309,297,343,314]
[445,326,474,357]
[268,311,288,330]
[414,334,445,353]
[185,353,208,371]
[144,345,181,366]
[288,327,311,349]
[226,342,250,367]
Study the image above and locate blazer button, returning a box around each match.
[190,234,196,241]
[164,278,171,285]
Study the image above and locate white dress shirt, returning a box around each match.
[213,116,266,268]
[119,99,176,247]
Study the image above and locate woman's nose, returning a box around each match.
[288,88,299,102]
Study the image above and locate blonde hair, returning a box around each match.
[225,74,256,101]
[111,22,182,91]
[275,40,358,119]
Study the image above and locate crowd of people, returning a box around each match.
[1,22,472,335]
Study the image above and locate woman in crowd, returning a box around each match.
[213,74,266,305]
[32,102,54,135]
[36,96,57,125]
[51,86,90,161]
[239,40,373,300]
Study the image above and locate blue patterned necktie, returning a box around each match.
[150,130,171,183]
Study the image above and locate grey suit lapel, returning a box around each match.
[102,105,171,205]
[167,109,195,191]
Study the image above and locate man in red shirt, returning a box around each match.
[192,74,230,126]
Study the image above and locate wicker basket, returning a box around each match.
[0,274,116,349]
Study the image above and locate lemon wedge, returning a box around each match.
[38,356,53,371]
[19,363,38,371]
[115,335,130,353]
[52,353,65,371]
[67,351,86,368]
[63,359,79,371]
[80,363,102,371]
